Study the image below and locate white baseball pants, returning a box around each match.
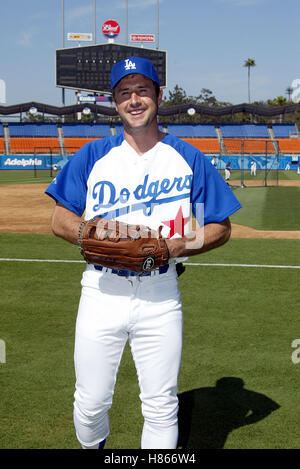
[73,264,183,449]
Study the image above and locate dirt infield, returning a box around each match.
[235,179,300,188]
[240,176,300,187]
[0,183,300,239]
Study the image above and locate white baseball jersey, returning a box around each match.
[46,132,241,260]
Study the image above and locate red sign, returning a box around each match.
[130,34,155,43]
[102,20,120,39]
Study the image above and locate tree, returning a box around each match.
[162,84,189,106]
[22,112,54,122]
[285,86,293,102]
[195,88,218,107]
[272,96,287,106]
[243,58,256,103]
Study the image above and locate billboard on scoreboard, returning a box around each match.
[55,43,167,94]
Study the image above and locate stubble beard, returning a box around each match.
[121,102,158,136]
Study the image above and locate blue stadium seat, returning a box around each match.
[112,124,167,135]
[0,123,3,136]
[113,124,124,135]
[8,123,58,137]
[193,124,217,137]
[166,124,217,137]
[220,124,269,138]
[271,124,297,138]
[62,123,111,137]
[166,124,195,137]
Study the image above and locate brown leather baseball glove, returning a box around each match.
[78,217,170,274]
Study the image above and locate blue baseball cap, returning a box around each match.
[110,56,160,91]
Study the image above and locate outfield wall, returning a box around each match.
[210,154,299,171]
[0,154,299,171]
[0,154,72,170]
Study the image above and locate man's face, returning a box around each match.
[113,74,162,134]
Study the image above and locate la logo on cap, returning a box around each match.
[124,59,136,71]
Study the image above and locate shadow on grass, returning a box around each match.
[177,377,280,449]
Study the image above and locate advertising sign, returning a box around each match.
[130,34,155,43]
[102,20,120,39]
[67,33,93,42]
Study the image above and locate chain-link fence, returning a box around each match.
[213,139,291,187]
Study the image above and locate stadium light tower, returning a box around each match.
[156,0,159,49]
[94,0,96,44]
[61,0,65,106]
[0,79,6,104]
[125,0,128,44]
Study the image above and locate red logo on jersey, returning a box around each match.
[162,207,190,238]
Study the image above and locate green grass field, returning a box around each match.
[1,168,300,186]
[1,182,300,449]
[231,186,300,230]
[0,170,54,185]
[226,169,300,185]
[231,169,300,180]
[1,238,300,449]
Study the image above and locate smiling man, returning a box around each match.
[113,74,161,134]
[45,56,241,450]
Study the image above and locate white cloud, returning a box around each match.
[67,5,93,22]
[17,32,33,47]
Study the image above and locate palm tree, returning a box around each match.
[243,58,256,103]
[286,86,293,102]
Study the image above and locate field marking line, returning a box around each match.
[0,258,84,263]
[0,258,300,269]
[185,262,300,269]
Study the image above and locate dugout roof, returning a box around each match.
[0,101,297,118]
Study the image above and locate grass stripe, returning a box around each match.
[1,258,299,269]
[0,258,84,263]
[185,262,300,269]
[231,187,300,230]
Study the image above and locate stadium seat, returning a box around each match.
[112,124,124,134]
[63,137,100,153]
[183,138,220,153]
[8,123,58,137]
[271,124,297,138]
[0,137,4,153]
[62,123,111,138]
[220,124,269,138]
[10,137,60,153]
[167,123,217,138]
[223,138,275,154]
[277,138,300,153]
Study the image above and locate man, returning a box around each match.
[211,155,217,168]
[225,162,231,181]
[45,56,241,449]
[250,160,257,176]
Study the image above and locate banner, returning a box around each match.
[0,155,72,170]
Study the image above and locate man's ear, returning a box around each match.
[158,88,163,106]
[112,96,118,111]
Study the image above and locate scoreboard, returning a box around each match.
[55,43,167,94]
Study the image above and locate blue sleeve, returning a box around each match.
[45,143,93,216]
[191,151,242,225]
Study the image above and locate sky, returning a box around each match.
[0,0,299,109]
